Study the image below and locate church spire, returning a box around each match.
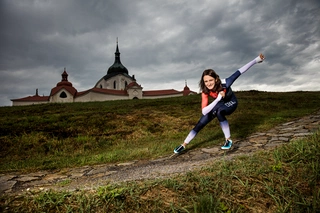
[57,68,72,87]
[115,38,121,63]
[107,38,128,75]
[62,67,68,81]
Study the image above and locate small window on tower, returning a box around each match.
[113,81,116,89]
[60,91,67,98]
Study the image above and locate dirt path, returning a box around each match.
[1,110,319,195]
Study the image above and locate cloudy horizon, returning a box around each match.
[1,0,319,106]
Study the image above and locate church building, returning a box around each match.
[11,41,197,106]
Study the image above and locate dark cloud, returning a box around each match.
[0,0,319,106]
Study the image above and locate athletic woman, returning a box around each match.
[174,53,265,153]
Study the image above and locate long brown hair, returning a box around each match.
[199,69,223,94]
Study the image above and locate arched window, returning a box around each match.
[125,81,128,88]
[100,84,102,88]
[60,91,67,98]
[113,81,116,89]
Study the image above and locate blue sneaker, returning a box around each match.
[221,139,233,150]
[174,144,185,154]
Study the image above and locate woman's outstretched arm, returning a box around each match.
[225,53,265,88]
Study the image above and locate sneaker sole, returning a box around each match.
[221,147,231,150]
[174,149,184,154]
[221,145,232,150]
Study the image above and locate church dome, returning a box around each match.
[107,41,128,75]
[57,69,73,87]
[49,68,77,97]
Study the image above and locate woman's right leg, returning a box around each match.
[184,113,215,145]
[174,113,215,153]
[173,112,215,154]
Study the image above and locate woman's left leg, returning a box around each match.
[216,98,238,144]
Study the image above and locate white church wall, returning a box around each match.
[127,88,143,99]
[95,78,106,89]
[50,89,74,103]
[95,75,134,90]
[142,93,183,99]
[75,91,129,102]
[12,101,49,106]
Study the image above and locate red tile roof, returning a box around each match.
[126,81,142,89]
[183,85,198,96]
[143,89,182,96]
[11,95,49,102]
[50,86,77,96]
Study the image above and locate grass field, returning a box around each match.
[0,91,319,212]
[1,91,319,173]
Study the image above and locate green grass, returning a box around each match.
[0,91,320,173]
[1,130,319,212]
[0,91,320,212]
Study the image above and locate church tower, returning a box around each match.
[107,38,129,75]
[95,39,135,90]
[49,68,77,103]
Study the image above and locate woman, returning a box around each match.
[174,53,265,153]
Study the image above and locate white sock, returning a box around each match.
[238,55,263,74]
[220,120,230,139]
[184,130,197,144]
[238,59,256,74]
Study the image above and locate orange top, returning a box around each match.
[201,89,226,109]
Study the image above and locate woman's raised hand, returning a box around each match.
[255,53,265,63]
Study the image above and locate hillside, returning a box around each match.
[1,91,320,172]
[0,91,320,212]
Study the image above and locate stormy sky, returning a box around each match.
[1,0,319,106]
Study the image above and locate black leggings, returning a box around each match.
[192,96,238,133]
